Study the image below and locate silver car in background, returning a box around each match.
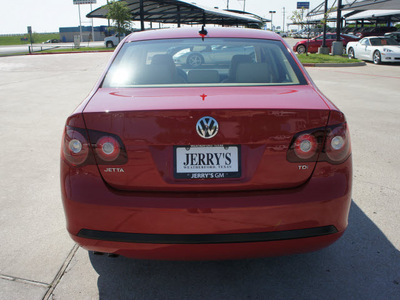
[173,44,255,67]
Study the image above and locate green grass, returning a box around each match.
[0,33,60,45]
[0,46,112,57]
[0,51,28,57]
[297,53,361,64]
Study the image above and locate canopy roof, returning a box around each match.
[87,0,266,29]
[342,0,400,10]
[346,9,400,21]
[307,11,342,22]
[307,0,400,22]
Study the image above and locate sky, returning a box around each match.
[0,0,327,35]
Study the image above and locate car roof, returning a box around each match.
[125,27,282,42]
[367,36,391,39]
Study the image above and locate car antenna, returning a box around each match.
[199,25,207,41]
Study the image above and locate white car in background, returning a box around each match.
[347,36,400,64]
[104,33,126,48]
[275,31,288,38]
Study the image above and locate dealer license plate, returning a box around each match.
[174,145,241,179]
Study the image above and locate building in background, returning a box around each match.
[59,26,109,42]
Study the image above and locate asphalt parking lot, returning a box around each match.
[0,53,399,300]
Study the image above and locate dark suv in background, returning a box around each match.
[384,31,400,43]
[351,26,397,38]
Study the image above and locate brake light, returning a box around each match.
[294,134,317,159]
[322,123,351,163]
[61,126,127,167]
[95,136,121,162]
[62,127,89,166]
[287,123,351,164]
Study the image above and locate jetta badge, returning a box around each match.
[196,116,219,139]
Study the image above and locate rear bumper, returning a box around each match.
[61,158,352,260]
[78,226,338,244]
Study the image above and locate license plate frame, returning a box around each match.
[174,145,241,179]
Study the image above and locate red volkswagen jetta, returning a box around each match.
[293,33,359,54]
[61,28,352,260]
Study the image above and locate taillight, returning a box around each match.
[62,127,89,166]
[294,134,317,159]
[61,126,127,167]
[95,136,120,162]
[287,128,325,163]
[287,122,351,164]
[321,123,351,163]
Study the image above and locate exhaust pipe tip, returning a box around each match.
[108,253,119,258]
[92,251,119,258]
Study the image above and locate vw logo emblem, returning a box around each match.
[196,116,219,139]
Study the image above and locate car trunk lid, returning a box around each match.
[83,86,330,192]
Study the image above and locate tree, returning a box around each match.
[290,9,305,29]
[106,0,132,42]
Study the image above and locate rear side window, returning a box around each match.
[102,38,307,88]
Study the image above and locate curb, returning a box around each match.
[30,53,366,67]
[29,50,114,55]
[303,62,366,67]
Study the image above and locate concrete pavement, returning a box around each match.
[0,53,399,299]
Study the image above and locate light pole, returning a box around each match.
[90,3,95,42]
[237,0,246,11]
[107,0,110,33]
[78,4,83,42]
[282,7,285,33]
[269,11,276,31]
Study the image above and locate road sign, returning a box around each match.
[73,0,96,5]
[297,2,310,9]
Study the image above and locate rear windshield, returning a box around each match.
[102,38,307,88]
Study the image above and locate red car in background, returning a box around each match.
[293,33,360,53]
[61,28,352,260]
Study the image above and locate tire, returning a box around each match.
[348,47,355,59]
[373,50,381,64]
[186,53,203,67]
[106,41,114,48]
[296,45,306,54]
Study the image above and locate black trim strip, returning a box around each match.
[77,226,338,244]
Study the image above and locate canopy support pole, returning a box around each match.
[322,0,328,47]
[336,0,342,42]
[140,0,145,31]
[177,6,181,27]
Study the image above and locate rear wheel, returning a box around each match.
[186,53,203,67]
[106,41,114,48]
[348,47,355,59]
[296,45,306,54]
[373,50,381,64]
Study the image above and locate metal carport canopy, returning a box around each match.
[345,9,400,21]
[308,0,400,16]
[341,0,400,21]
[86,0,265,30]
[307,0,400,25]
[342,0,400,10]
